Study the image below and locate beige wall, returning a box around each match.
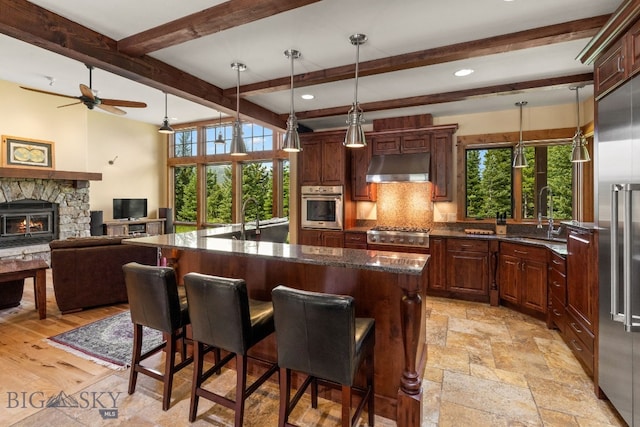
[0,79,167,219]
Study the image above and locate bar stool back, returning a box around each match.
[184,272,278,425]
[122,262,192,411]
[271,285,375,427]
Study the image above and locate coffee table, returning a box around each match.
[0,259,48,319]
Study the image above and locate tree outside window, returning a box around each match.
[206,164,232,223]
[174,165,197,222]
[465,144,572,221]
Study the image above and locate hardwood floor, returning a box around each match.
[0,270,627,426]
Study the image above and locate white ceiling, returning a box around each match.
[0,0,623,130]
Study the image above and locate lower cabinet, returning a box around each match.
[343,231,367,249]
[299,229,344,248]
[428,237,491,303]
[547,251,567,333]
[498,242,548,317]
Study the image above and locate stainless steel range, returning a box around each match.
[366,226,430,253]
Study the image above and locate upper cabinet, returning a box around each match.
[351,142,377,201]
[371,132,430,155]
[360,124,457,202]
[299,131,347,186]
[580,5,640,99]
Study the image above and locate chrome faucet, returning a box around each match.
[240,197,260,240]
[537,186,562,239]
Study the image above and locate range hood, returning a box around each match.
[366,152,430,183]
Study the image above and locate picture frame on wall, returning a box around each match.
[1,135,55,169]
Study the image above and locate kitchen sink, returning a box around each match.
[211,220,290,243]
[502,235,567,255]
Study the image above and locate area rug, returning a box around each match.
[47,311,163,370]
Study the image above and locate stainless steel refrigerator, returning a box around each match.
[598,75,640,426]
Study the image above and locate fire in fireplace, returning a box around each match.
[0,200,58,248]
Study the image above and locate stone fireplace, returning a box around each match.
[0,176,93,261]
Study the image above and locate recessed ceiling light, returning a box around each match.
[301,94,314,100]
[454,68,474,77]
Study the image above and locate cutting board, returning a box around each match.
[464,229,495,235]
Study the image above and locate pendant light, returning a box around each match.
[230,62,248,156]
[512,101,528,168]
[215,112,225,144]
[344,33,367,148]
[570,85,590,163]
[158,92,174,134]
[282,49,302,152]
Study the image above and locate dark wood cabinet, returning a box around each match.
[445,239,490,297]
[371,132,430,155]
[427,237,490,302]
[299,132,347,186]
[350,143,376,201]
[564,226,598,376]
[343,230,367,249]
[299,229,344,248]
[547,251,567,333]
[431,131,453,202]
[369,125,456,202]
[498,242,548,317]
[595,37,627,98]
[594,20,640,99]
[428,237,446,291]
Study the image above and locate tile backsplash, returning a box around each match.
[376,182,433,228]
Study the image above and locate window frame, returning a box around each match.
[456,126,594,223]
[167,118,289,230]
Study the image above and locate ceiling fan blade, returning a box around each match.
[79,84,95,101]
[97,104,127,115]
[100,98,147,108]
[57,101,82,108]
[20,86,79,100]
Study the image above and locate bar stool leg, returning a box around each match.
[129,324,143,395]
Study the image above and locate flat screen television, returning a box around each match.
[113,198,147,220]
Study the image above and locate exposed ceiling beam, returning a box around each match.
[291,73,594,120]
[229,15,609,97]
[118,0,323,57]
[0,0,285,129]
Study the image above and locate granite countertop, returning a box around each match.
[124,225,429,275]
[430,229,568,256]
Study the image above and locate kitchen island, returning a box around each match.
[123,226,430,426]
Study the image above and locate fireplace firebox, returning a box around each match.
[0,200,58,248]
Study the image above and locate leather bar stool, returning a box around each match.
[122,262,192,411]
[184,272,278,425]
[271,285,375,427]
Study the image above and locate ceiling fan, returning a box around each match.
[20,65,147,115]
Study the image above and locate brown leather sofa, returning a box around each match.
[49,236,157,313]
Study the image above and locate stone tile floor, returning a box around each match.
[10,296,626,426]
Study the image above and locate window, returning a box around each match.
[242,161,274,220]
[205,124,231,155]
[205,164,232,223]
[174,129,197,157]
[242,124,273,152]
[174,165,197,222]
[465,147,513,219]
[460,132,576,222]
[169,119,288,229]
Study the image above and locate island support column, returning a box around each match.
[397,275,425,426]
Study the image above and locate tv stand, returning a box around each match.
[103,218,166,236]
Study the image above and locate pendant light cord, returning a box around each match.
[290,54,295,117]
[164,92,168,119]
[354,41,360,106]
[236,66,240,121]
[575,87,580,133]
[519,102,523,144]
